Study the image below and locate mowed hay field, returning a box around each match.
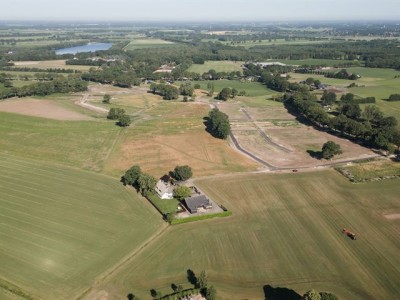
[104,102,259,177]
[94,171,400,300]
[0,154,164,300]
[13,60,93,71]
[0,112,120,171]
[123,39,176,50]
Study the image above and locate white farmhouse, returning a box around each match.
[155,180,174,199]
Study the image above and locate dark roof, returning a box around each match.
[184,195,210,212]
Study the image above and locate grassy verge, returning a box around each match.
[335,159,400,182]
[171,211,232,225]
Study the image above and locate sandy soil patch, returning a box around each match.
[223,102,376,168]
[384,214,400,220]
[0,98,92,120]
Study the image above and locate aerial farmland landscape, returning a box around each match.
[0,1,400,300]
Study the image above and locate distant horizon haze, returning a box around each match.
[1,0,399,22]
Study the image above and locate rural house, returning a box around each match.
[184,195,212,214]
[155,179,173,199]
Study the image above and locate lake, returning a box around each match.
[55,43,113,55]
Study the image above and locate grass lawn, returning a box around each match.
[0,111,120,172]
[0,154,163,300]
[147,193,180,215]
[123,39,176,50]
[94,170,400,300]
[187,61,243,74]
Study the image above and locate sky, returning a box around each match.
[2,0,400,22]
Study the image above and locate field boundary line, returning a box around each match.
[76,223,170,300]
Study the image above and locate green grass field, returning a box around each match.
[187,61,243,74]
[0,112,120,172]
[123,39,176,50]
[278,58,360,67]
[0,154,164,300]
[94,170,400,300]
[178,79,276,98]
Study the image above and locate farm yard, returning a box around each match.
[88,170,400,300]
[0,154,164,300]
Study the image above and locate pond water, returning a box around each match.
[55,43,112,55]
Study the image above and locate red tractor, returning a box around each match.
[342,228,357,240]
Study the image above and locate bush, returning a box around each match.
[388,94,400,101]
[118,114,132,127]
[322,141,342,159]
[107,108,125,120]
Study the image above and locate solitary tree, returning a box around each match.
[102,94,111,104]
[173,165,193,181]
[321,141,342,159]
[217,87,232,101]
[173,186,192,200]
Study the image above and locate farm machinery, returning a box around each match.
[342,228,357,240]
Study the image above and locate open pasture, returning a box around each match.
[92,170,400,300]
[103,101,259,178]
[87,84,163,115]
[187,61,243,74]
[0,111,120,172]
[277,58,359,67]
[0,154,163,300]
[181,79,275,98]
[123,39,176,51]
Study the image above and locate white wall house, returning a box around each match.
[155,180,174,199]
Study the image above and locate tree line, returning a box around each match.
[284,89,400,152]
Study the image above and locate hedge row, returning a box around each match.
[171,211,232,225]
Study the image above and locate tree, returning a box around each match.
[321,91,336,106]
[118,114,132,127]
[205,286,216,300]
[303,289,322,300]
[107,108,125,120]
[340,103,361,119]
[207,108,231,139]
[217,87,231,101]
[391,129,400,153]
[321,141,342,159]
[340,93,354,103]
[319,292,338,300]
[362,105,383,124]
[137,173,157,196]
[166,213,175,223]
[173,165,193,181]
[122,165,142,186]
[231,88,238,98]
[102,94,111,104]
[179,82,194,96]
[197,270,208,289]
[173,186,192,200]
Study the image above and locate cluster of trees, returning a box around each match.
[81,66,141,87]
[107,108,131,127]
[325,69,359,80]
[122,165,157,197]
[285,89,399,151]
[0,66,80,73]
[0,77,87,99]
[179,82,194,97]
[149,83,179,100]
[217,87,238,100]
[206,108,231,139]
